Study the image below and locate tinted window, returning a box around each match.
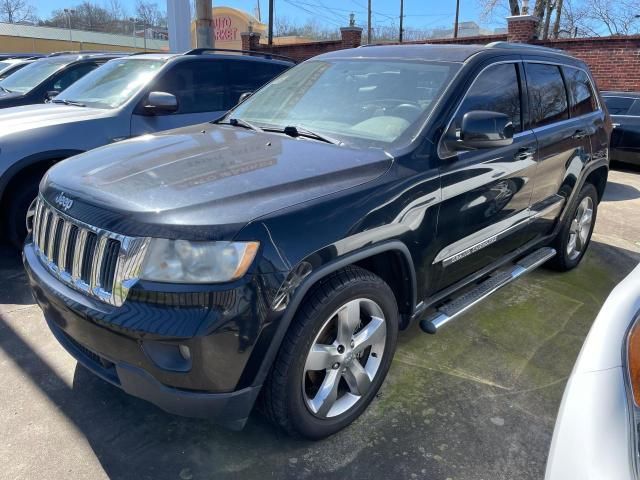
[154,60,226,114]
[629,100,640,116]
[525,63,569,127]
[564,67,597,117]
[52,63,97,91]
[604,96,635,115]
[226,60,288,106]
[454,63,522,133]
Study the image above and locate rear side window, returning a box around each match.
[604,96,636,115]
[525,63,569,128]
[564,67,597,117]
[225,60,288,107]
[154,60,226,113]
[454,63,522,133]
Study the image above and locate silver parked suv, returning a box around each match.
[0,49,294,247]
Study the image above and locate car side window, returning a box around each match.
[525,63,569,128]
[453,63,522,134]
[629,100,640,116]
[52,63,97,92]
[153,60,226,114]
[225,60,288,108]
[604,96,635,115]
[564,67,597,117]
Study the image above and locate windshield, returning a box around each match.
[229,59,458,147]
[0,58,68,94]
[55,58,165,109]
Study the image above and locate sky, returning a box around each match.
[29,0,508,33]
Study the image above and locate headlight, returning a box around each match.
[139,239,259,283]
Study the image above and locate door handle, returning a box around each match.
[572,129,588,139]
[515,147,536,161]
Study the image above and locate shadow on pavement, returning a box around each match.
[0,240,638,479]
[603,181,640,202]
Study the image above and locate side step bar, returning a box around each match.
[419,247,556,334]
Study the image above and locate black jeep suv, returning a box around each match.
[24,42,611,439]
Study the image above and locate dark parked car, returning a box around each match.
[24,42,610,439]
[603,91,640,165]
[0,49,293,247]
[0,52,122,109]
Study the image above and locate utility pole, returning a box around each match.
[64,9,75,47]
[399,0,403,42]
[367,0,372,43]
[195,0,214,48]
[268,0,274,45]
[256,0,262,22]
[453,0,460,38]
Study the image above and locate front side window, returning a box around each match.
[525,63,569,128]
[230,59,459,146]
[564,67,597,117]
[453,63,522,134]
[0,58,69,94]
[226,60,289,107]
[153,60,226,113]
[604,96,635,115]
[52,63,97,92]
[56,58,165,109]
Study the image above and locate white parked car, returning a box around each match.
[546,262,640,479]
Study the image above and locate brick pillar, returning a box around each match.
[507,15,539,43]
[340,27,363,49]
[241,32,261,51]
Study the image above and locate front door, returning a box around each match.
[433,61,538,291]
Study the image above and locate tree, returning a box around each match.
[0,0,36,23]
[135,0,167,28]
[478,0,520,22]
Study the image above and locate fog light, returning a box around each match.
[142,341,192,372]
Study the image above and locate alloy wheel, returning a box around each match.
[567,196,594,261]
[302,298,387,419]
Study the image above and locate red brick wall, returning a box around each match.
[242,20,640,93]
[537,36,640,91]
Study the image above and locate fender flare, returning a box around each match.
[0,149,84,202]
[249,240,416,389]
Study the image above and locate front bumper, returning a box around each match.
[24,242,279,430]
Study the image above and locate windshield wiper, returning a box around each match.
[52,98,86,107]
[265,125,340,145]
[215,117,262,132]
[0,85,12,93]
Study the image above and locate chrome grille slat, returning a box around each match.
[30,195,150,307]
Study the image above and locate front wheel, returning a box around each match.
[263,266,399,439]
[547,183,598,271]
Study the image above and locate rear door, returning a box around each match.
[433,60,539,290]
[525,62,601,239]
[130,59,228,135]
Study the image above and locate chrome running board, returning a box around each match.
[419,247,556,334]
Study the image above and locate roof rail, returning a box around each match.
[485,41,572,57]
[47,50,130,57]
[184,48,296,63]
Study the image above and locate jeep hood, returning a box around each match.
[0,103,109,136]
[42,123,393,240]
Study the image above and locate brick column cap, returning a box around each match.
[506,14,540,23]
[240,31,262,38]
[340,26,363,33]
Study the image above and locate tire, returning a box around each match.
[7,178,39,249]
[263,265,399,439]
[547,183,598,271]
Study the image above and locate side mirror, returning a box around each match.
[45,90,59,101]
[458,110,514,149]
[238,91,253,104]
[144,91,178,115]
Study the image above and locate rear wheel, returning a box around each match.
[547,183,598,271]
[263,266,399,439]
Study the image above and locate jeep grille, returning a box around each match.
[31,196,149,307]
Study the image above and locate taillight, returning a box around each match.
[627,321,640,406]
